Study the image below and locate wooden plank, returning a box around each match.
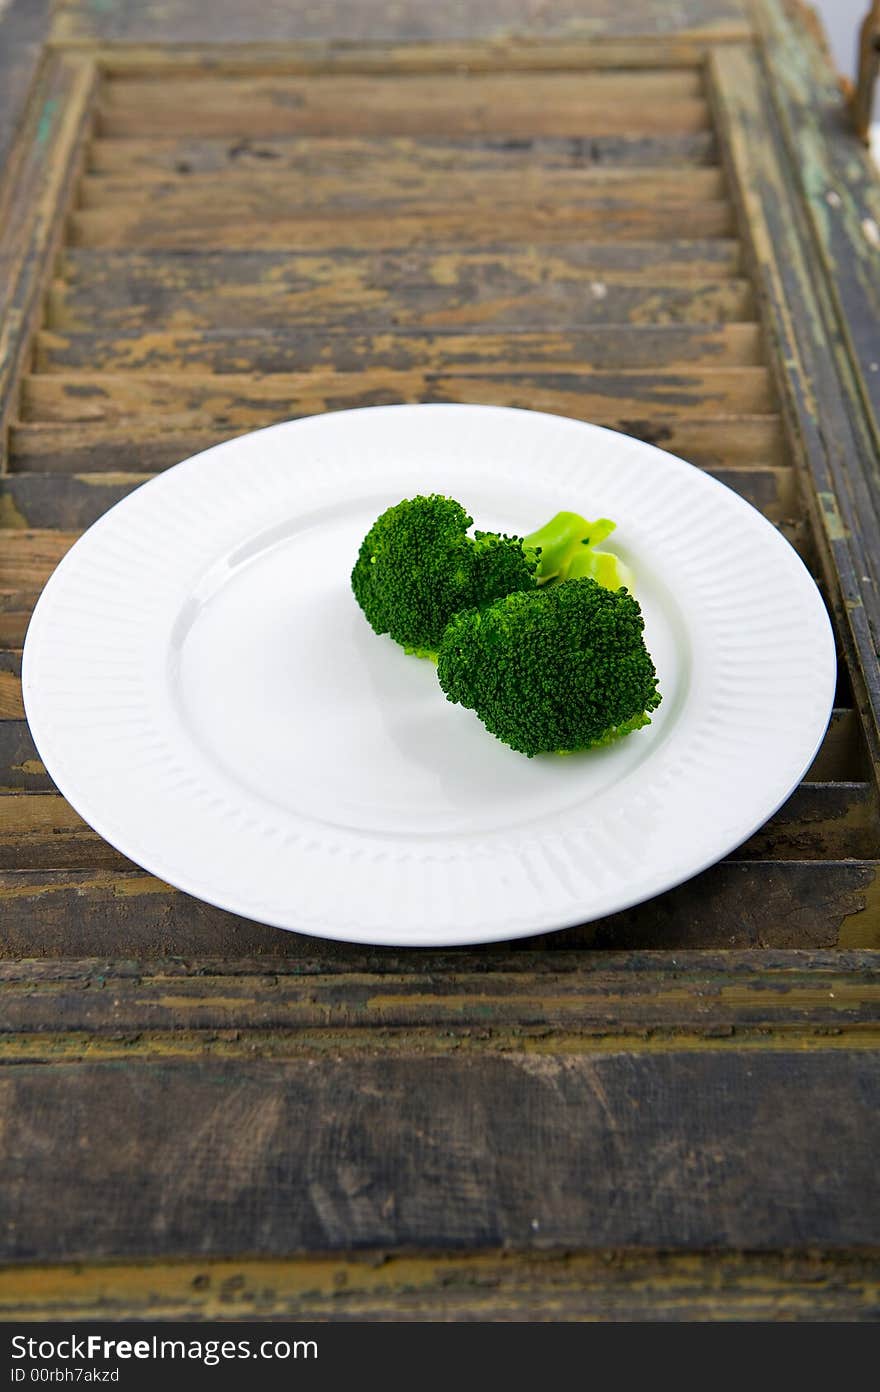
[710,49,880,779]
[1,862,877,955]
[756,0,880,454]
[0,532,76,588]
[806,708,867,782]
[50,0,752,46]
[0,596,36,651]
[4,779,871,872]
[2,952,879,1041]
[95,72,709,141]
[86,131,721,177]
[0,1049,877,1261]
[736,782,880,861]
[1,1250,877,1322]
[78,166,728,207]
[35,323,764,374]
[8,416,789,474]
[0,721,48,790]
[0,0,52,180]
[69,200,735,249]
[50,248,755,331]
[5,708,859,794]
[0,464,796,532]
[21,368,775,426]
[0,53,96,471]
[0,653,24,720]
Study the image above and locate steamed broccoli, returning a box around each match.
[436,577,661,757]
[351,494,612,657]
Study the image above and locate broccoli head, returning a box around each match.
[351,494,608,657]
[436,577,661,757]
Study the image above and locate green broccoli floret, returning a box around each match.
[436,577,661,757]
[351,494,605,657]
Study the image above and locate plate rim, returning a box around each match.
[21,402,837,947]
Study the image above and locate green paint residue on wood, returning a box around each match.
[817,491,849,542]
[36,99,59,146]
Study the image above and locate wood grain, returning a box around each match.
[78,166,728,207]
[35,323,764,375]
[20,367,775,425]
[86,131,721,177]
[49,248,755,331]
[50,0,752,46]
[2,1249,877,1322]
[69,201,734,249]
[95,72,710,140]
[710,47,880,780]
[1,862,877,956]
[0,464,797,531]
[8,415,789,475]
[1,1049,877,1261]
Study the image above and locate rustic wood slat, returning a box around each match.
[50,0,752,46]
[0,464,797,532]
[1,1250,877,1322]
[735,782,880,861]
[95,72,710,140]
[78,166,728,207]
[1,1049,877,1262]
[1,862,877,956]
[50,248,755,330]
[86,131,722,177]
[806,708,867,782]
[2,952,879,1039]
[710,47,880,780]
[69,201,736,249]
[20,367,776,425]
[0,532,77,588]
[34,323,764,374]
[756,0,880,455]
[0,53,96,471]
[8,415,789,474]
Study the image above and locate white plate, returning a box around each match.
[23,404,836,947]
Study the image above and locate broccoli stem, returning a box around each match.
[524,512,616,583]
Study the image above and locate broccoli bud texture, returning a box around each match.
[351,494,600,657]
[436,577,661,757]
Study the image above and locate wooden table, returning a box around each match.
[2,0,879,1321]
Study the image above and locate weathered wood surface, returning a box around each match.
[96,72,711,140]
[0,463,797,531]
[2,950,879,1046]
[80,165,728,206]
[1,862,877,956]
[0,0,53,179]
[0,53,95,472]
[86,131,721,176]
[71,201,736,249]
[50,1,751,46]
[35,323,764,374]
[20,368,775,425]
[3,1250,878,1322]
[49,249,755,331]
[710,47,880,779]
[1,1050,877,1262]
[757,0,880,452]
[8,415,788,474]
